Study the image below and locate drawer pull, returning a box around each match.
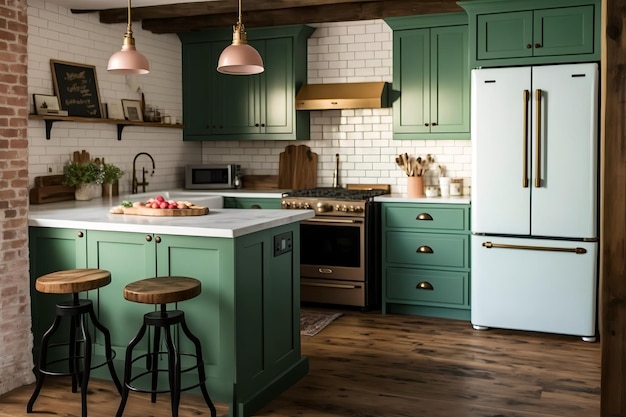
[416,281,434,291]
[416,213,433,221]
[416,246,433,254]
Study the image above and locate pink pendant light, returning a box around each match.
[107,0,150,75]
[217,0,264,75]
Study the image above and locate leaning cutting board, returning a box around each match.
[278,144,318,190]
[30,175,75,204]
[119,206,209,216]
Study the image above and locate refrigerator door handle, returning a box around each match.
[535,89,542,188]
[482,241,587,254]
[523,89,530,188]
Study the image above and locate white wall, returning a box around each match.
[27,3,472,196]
[200,21,473,195]
[27,0,199,194]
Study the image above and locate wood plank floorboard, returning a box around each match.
[0,309,600,417]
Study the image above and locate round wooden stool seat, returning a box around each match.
[35,268,111,294]
[123,277,201,305]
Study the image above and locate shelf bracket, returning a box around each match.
[116,124,125,141]
[44,120,55,140]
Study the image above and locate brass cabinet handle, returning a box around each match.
[416,213,433,221]
[522,90,529,188]
[424,123,430,126]
[145,235,152,242]
[416,281,434,290]
[431,122,437,126]
[251,204,261,209]
[77,231,84,238]
[416,246,433,254]
[526,44,532,49]
[534,43,542,48]
[535,89,542,188]
[155,236,161,244]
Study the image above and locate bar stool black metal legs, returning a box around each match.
[116,276,217,417]
[27,269,122,417]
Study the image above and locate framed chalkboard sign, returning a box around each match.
[50,60,102,118]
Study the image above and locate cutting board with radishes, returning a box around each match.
[110,195,209,216]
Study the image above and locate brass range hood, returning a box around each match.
[295,81,389,110]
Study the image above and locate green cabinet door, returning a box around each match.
[86,230,157,349]
[182,41,213,138]
[387,14,469,140]
[28,227,87,358]
[477,11,533,60]
[533,6,595,56]
[430,25,470,135]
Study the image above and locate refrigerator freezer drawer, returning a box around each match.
[471,235,598,337]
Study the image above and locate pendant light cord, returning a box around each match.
[237,0,242,25]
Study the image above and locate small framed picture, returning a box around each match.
[121,99,143,121]
[107,102,126,120]
[33,94,61,115]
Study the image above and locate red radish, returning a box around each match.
[168,203,177,209]
[156,196,165,203]
[159,201,169,209]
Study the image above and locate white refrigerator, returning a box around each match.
[470,63,599,341]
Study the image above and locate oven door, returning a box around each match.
[300,217,365,281]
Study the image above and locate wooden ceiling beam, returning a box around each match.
[97,0,463,33]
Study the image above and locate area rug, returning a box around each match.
[300,309,343,336]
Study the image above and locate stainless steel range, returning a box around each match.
[282,185,390,309]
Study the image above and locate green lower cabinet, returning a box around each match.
[29,224,305,417]
[381,203,471,320]
[223,197,282,209]
[28,227,88,360]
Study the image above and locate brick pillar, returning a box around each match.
[0,0,34,395]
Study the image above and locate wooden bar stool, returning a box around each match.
[116,276,216,417]
[27,268,122,417]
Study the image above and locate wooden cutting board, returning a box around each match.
[118,206,209,216]
[278,145,318,190]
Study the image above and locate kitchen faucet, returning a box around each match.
[132,152,155,194]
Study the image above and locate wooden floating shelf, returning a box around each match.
[28,114,184,141]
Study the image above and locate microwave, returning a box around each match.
[185,164,241,189]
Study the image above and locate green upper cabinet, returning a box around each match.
[459,0,600,68]
[386,14,470,140]
[179,25,314,141]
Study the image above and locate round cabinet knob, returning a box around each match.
[431,122,437,126]
[534,43,542,48]
[424,123,430,126]
[145,235,152,242]
[155,236,162,243]
[526,44,532,49]
[77,231,84,238]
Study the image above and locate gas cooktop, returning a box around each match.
[282,187,388,201]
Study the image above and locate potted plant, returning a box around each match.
[101,162,124,197]
[63,160,104,200]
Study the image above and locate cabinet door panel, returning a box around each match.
[533,6,594,56]
[182,42,213,137]
[263,37,294,134]
[430,25,469,133]
[392,28,430,134]
[87,230,156,348]
[212,42,262,136]
[477,11,533,60]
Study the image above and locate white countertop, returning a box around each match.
[28,194,313,238]
[180,189,290,198]
[374,194,471,204]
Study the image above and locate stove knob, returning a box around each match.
[281,201,290,209]
[354,206,364,213]
[303,202,311,209]
[348,205,355,212]
[316,202,332,213]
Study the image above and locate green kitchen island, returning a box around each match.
[28,197,314,417]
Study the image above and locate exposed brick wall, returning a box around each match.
[0,0,35,395]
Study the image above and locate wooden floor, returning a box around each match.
[0,309,600,417]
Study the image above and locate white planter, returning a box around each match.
[75,183,101,201]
